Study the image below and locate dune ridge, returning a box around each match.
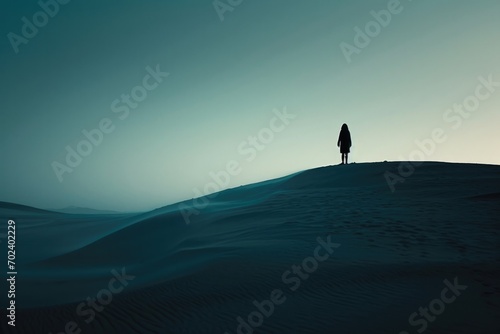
[1,162,499,334]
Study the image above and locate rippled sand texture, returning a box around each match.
[1,162,499,334]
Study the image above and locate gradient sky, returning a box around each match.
[1,0,499,212]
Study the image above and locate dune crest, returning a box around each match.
[2,162,499,334]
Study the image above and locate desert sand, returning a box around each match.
[1,162,499,334]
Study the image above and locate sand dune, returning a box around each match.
[1,162,499,334]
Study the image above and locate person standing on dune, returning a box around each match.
[337,123,352,165]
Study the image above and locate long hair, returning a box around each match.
[339,123,351,146]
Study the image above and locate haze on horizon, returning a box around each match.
[1,0,499,212]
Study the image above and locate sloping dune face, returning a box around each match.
[2,162,499,334]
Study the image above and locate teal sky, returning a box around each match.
[1,0,499,212]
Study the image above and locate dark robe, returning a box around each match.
[337,128,351,153]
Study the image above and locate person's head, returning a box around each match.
[341,123,348,131]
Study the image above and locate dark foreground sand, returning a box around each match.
[1,162,499,334]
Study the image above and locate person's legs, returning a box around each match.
[345,153,348,164]
[341,153,346,164]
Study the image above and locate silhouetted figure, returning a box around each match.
[337,123,352,164]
